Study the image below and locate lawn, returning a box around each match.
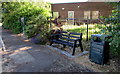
[62,24,104,40]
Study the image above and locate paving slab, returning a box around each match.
[9,50,35,64]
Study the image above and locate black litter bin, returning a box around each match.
[89,34,110,65]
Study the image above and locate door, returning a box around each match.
[68,11,74,25]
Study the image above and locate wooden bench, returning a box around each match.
[50,31,83,55]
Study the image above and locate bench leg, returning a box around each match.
[72,47,76,55]
[63,45,66,48]
[72,41,77,55]
[50,41,53,46]
[80,42,83,52]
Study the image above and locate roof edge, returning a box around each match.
[51,2,118,4]
[51,2,87,4]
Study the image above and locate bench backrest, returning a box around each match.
[59,31,82,41]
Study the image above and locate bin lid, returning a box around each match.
[92,34,108,37]
[92,34,109,40]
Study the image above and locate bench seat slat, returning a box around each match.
[50,31,83,55]
[52,34,81,39]
[61,34,80,39]
[53,39,80,47]
[53,39,74,47]
[60,31,81,35]
[59,37,79,41]
[70,32,82,35]
[60,31,68,33]
[51,34,60,36]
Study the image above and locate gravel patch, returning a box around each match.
[51,44,84,56]
[41,58,94,72]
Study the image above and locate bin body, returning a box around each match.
[89,34,109,65]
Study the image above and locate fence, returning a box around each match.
[59,18,105,41]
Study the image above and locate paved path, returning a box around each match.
[2,28,94,72]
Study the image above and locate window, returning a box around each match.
[53,12,59,18]
[92,11,99,19]
[84,11,90,19]
[68,11,74,25]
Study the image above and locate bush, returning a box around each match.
[2,2,51,34]
[101,2,120,57]
[25,14,50,44]
[25,25,37,38]
[11,22,22,34]
[2,2,51,44]
[2,21,22,34]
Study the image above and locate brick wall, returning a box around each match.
[51,2,113,21]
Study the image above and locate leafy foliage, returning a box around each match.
[2,1,51,44]
[25,14,49,38]
[101,2,120,56]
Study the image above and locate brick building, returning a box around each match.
[51,2,114,24]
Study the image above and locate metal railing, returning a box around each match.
[59,18,105,41]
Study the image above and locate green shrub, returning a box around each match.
[2,2,51,44]
[11,22,22,34]
[101,2,120,57]
[25,25,38,38]
[2,2,51,35]
[3,21,22,34]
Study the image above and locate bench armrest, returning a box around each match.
[74,38,81,41]
[51,34,61,40]
[51,34,59,38]
[51,34,60,37]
